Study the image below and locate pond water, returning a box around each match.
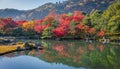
[0,40,120,69]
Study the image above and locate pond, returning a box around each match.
[0,40,120,69]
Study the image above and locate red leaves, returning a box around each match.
[59,19,70,29]
[97,29,105,37]
[58,14,71,28]
[52,27,66,37]
[15,20,26,26]
[0,17,17,32]
[1,18,17,28]
[72,11,84,22]
[0,24,4,29]
[0,10,106,39]
[35,20,43,24]
[51,11,84,37]
[34,19,49,33]
[34,25,48,33]
[72,16,84,22]
[88,28,95,34]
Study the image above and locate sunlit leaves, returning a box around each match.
[22,21,35,31]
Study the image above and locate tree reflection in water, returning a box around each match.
[1,40,120,69]
[42,40,120,69]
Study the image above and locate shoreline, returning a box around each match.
[0,36,120,43]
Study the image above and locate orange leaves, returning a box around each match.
[76,22,96,35]
[22,21,35,31]
[97,29,105,37]
[58,14,68,21]
[76,23,89,31]
[44,16,55,23]
[88,28,95,34]
[76,23,84,30]
[44,11,56,23]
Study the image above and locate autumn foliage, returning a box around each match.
[52,27,66,37]
[22,21,35,31]
[97,29,105,37]
[0,17,17,34]
[0,10,106,38]
[34,25,49,33]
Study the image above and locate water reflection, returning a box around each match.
[1,56,85,69]
[42,40,120,69]
[0,40,120,69]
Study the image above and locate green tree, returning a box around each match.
[83,10,103,31]
[90,10,103,31]
[101,2,120,33]
[12,27,23,36]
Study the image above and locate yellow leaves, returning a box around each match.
[22,21,35,31]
